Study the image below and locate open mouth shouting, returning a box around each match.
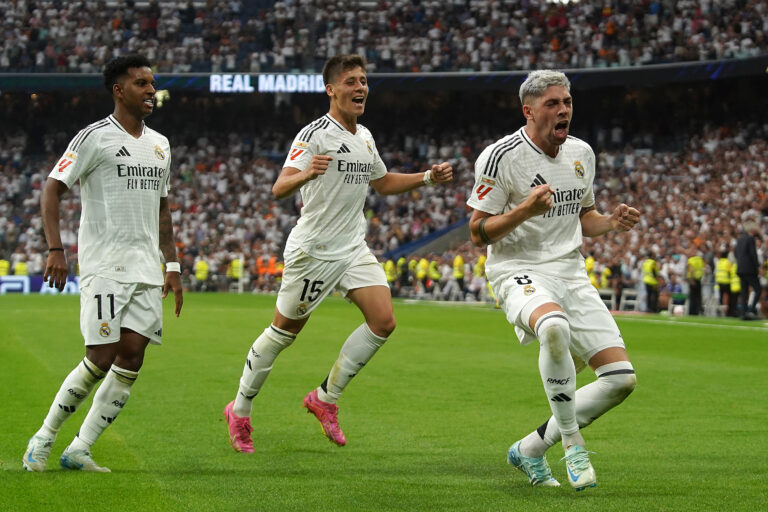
[554,119,569,139]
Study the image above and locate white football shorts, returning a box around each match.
[79,275,163,346]
[493,268,624,362]
[276,244,388,319]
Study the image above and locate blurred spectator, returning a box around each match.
[735,219,763,319]
[2,1,766,74]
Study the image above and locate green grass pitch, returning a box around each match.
[1,293,767,511]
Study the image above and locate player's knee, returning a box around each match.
[535,313,570,360]
[613,372,637,398]
[114,351,145,372]
[597,362,637,400]
[263,325,298,355]
[601,373,636,401]
[85,347,118,372]
[371,316,395,338]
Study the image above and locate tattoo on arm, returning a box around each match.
[579,205,596,217]
[158,200,177,262]
[479,217,493,245]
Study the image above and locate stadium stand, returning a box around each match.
[1,0,767,73]
[1,2,766,316]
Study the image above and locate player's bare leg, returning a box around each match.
[226,310,304,452]
[61,330,149,472]
[519,346,635,490]
[303,285,393,446]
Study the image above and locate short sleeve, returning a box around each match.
[48,127,100,188]
[580,145,596,208]
[466,145,510,215]
[162,148,172,197]
[368,136,387,181]
[282,130,320,170]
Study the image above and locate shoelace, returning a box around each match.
[235,417,253,437]
[529,457,554,480]
[562,449,595,471]
[318,403,342,432]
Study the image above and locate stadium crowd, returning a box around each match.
[2,112,766,316]
[1,0,767,73]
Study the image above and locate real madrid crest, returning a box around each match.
[154,145,166,160]
[523,285,536,296]
[365,140,373,155]
[574,160,584,178]
[99,322,111,337]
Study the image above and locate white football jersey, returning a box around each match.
[282,114,387,260]
[49,115,171,285]
[467,127,596,279]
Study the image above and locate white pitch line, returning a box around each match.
[614,316,768,331]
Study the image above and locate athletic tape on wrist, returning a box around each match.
[165,261,181,273]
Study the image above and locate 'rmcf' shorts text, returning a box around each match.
[276,244,388,319]
[79,275,163,346]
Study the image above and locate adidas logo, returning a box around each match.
[115,146,131,157]
[337,143,351,154]
[530,173,547,188]
[154,328,162,337]
[550,393,572,402]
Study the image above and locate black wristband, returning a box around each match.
[479,217,493,245]
[48,248,64,252]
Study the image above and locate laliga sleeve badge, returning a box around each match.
[296,303,308,316]
[99,323,111,337]
[56,152,77,173]
[574,160,585,178]
[523,285,536,296]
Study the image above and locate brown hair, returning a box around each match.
[322,54,367,85]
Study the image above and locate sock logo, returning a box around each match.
[547,377,570,385]
[101,415,115,424]
[67,388,86,399]
[58,404,76,413]
[550,393,572,402]
[112,400,125,408]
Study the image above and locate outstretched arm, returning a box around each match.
[371,162,453,195]
[159,196,183,316]
[41,178,69,291]
[580,203,640,237]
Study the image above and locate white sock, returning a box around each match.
[317,323,387,404]
[233,325,296,417]
[74,365,138,447]
[38,358,105,439]
[535,312,578,442]
[521,361,637,457]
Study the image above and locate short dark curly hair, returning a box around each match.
[322,54,366,85]
[103,54,152,93]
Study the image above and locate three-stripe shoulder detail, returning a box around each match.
[324,114,345,131]
[298,117,330,142]
[483,135,522,178]
[69,119,110,152]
